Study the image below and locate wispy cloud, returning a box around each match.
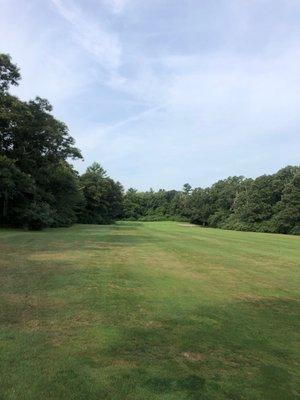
[1,0,299,189]
[101,104,165,133]
[103,0,130,14]
[50,0,122,70]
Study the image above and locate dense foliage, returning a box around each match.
[0,54,299,233]
[0,54,122,229]
[123,166,300,234]
[78,163,123,224]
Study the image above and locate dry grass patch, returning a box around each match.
[28,250,87,262]
[0,222,299,400]
[182,352,205,362]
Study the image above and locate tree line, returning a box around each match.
[123,168,300,234]
[1,54,299,234]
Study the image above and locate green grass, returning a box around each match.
[0,222,299,399]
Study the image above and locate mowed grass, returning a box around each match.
[0,222,299,400]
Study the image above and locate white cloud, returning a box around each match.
[50,0,122,70]
[0,1,92,105]
[165,44,300,135]
[1,0,299,189]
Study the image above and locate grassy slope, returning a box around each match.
[0,222,299,400]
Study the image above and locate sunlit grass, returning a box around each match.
[0,222,299,399]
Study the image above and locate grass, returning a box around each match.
[0,221,299,399]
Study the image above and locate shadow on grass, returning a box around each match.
[1,223,299,400]
[5,297,295,400]
[77,225,161,247]
[88,297,298,400]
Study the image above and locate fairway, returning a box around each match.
[0,222,299,399]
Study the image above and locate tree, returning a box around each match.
[123,189,147,220]
[274,173,300,234]
[0,53,82,228]
[0,155,35,225]
[183,183,192,195]
[79,163,123,224]
[0,53,20,91]
[189,188,213,226]
[35,161,83,227]
[234,176,275,223]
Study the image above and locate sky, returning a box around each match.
[0,0,299,190]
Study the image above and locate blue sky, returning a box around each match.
[0,0,299,190]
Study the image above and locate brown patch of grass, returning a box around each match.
[182,352,204,361]
[138,248,210,281]
[23,318,40,332]
[28,251,85,262]
[144,320,163,328]
[234,293,265,303]
[3,292,30,304]
[178,223,197,227]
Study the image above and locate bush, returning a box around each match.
[208,210,231,227]
[23,202,54,230]
[290,224,300,235]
